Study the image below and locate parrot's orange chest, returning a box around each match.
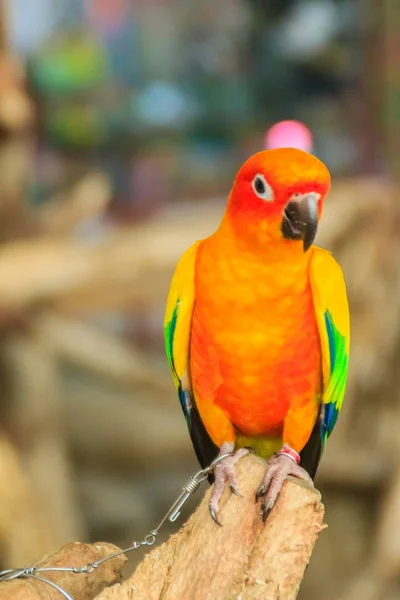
[190,231,322,443]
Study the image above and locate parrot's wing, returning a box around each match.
[311,247,350,439]
[164,241,219,469]
[301,247,349,477]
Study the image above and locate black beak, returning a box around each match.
[281,194,319,252]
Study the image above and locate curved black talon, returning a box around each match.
[230,485,242,497]
[262,499,274,523]
[255,485,266,500]
[210,506,223,527]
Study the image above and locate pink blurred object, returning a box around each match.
[265,120,313,153]
[86,0,127,33]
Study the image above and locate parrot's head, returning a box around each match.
[227,148,331,252]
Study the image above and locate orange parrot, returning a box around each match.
[165,148,350,524]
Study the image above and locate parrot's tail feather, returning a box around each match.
[189,406,219,482]
[299,404,324,479]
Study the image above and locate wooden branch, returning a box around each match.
[37,172,112,235]
[64,371,190,472]
[0,541,126,600]
[2,333,85,546]
[37,314,171,393]
[318,445,392,488]
[96,455,325,600]
[374,463,400,579]
[0,437,56,566]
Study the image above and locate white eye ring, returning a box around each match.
[252,174,274,202]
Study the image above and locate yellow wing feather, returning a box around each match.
[164,240,219,467]
[310,247,350,440]
[164,241,200,391]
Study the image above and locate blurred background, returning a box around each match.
[0,0,398,598]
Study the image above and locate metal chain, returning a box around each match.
[0,453,230,600]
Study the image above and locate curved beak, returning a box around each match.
[281,193,319,252]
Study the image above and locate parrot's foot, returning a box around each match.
[256,444,313,523]
[209,443,250,526]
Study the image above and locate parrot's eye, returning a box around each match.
[252,174,273,201]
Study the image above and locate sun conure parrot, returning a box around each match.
[164,148,350,524]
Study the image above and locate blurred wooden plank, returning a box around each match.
[2,334,85,547]
[37,172,112,235]
[37,314,170,393]
[64,378,191,472]
[0,437,56,566]
[0,177,391,313]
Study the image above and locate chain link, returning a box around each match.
[0,454,230,599]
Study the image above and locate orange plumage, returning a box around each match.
[190,222,321,453]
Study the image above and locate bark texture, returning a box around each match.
[96,455,325,600]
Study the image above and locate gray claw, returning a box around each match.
[230,485,242,497]
[262,499,274,523]
[256,485,265,500]
[209,506,223,527]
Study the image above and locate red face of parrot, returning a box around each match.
[227,148,331,252]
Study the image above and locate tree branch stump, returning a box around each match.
[96,455,325,600]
